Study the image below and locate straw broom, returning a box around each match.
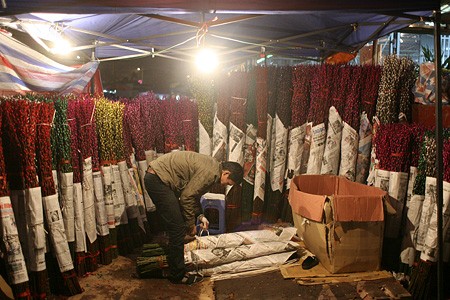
[0,102,31,299]
[36,101,82,296]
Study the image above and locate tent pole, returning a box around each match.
[433,9,444,300]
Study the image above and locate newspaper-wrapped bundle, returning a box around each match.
[60,172,75,243]
[286,124,306,189]
[306,123,326,175]
[355,113,372,183]
[320,107,343,175]
[93,171,109,237]
[212,112,228,161]
[188,241,299,266]
[299,122,313,174]
[82,157,97,244]
[138,160,156,212]
[386,171,409,239]
[185,227,297,252]
[101,165,115,230]
[73,182,86,253]
[420,178,450,262]
[338,122,358,181]
[0,196,29,285]
[198,251,297,276]
[43,194,74,272]
[416,177,438,252]
[199,121,212,155]
[270,114,289,192]
[400,167,423,266]
[112,164,126,225]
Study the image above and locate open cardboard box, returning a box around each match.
[289,175,387,274]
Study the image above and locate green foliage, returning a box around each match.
[421,46,450,70]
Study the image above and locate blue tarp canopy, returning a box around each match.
[0,1,440,66]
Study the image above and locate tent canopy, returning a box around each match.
[0,1,439,67]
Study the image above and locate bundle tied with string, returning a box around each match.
[52,97,76,264]
[67,99,88,276]
[94,97,115,264]
[3,98,49,299]
[78,95,100,272]
[242,69,257,223]
[36,101,81,296]
[121,110,143,248]
[0,103,30,300]
[124,100,148,242]
[268,66,292,223]
[252,66,268,225]
[226,71,248,232]
[179,96,199,152]
[110,100,130,256]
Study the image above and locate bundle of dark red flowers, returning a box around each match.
[360,65,382,121]
[179,96,199,152]
[162,95,182,152]
[0,103,30,299]
[2,98,49,299]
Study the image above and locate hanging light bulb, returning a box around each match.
[50,38,73,55]
[195,48,218,73]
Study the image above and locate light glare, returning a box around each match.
[195,48,218,73]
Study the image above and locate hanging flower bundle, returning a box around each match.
[189,75,215,155]
[413,132,436,196]
[291,65,312,127]
[253,66,269,224]
[374,123,412,173]
[2,98,49,299]
[308,64,332,125]
[410,124,428,167]
[376,55,402,124]
[398,57,416,121]
[343,66,363,130]
[162,96,182,152]
[36,101,82,296]
[138,93,160,152]
[179,96,198,152]
[331,65,350,117]
[212,75,231,161]
[0,105,30,300]
[360,65,382,121]
[124,100,146,161]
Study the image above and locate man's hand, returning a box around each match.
[198,215,209,230]
[188,224,197,236]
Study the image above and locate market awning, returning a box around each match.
[0,1,439,66]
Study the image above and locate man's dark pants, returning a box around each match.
[144,172,186,282]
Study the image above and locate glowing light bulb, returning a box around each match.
[50,39,72,55]
[195,48,218,73]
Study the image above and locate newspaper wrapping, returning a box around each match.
[43,193,74,272]
[299,122,312,174]
[400,166,422,265]
[82,157,97,243]
[253,137,267,201]
[112,164,127,225]
[100,165,115,229]
[228,122,245,166]
[93,171,109,236]
[10,191,28,264]
[306,123,326,175]
[129,153,147,224]
[266,114,274,175]
[416,177,437,251]
[320,107,343,175]
[0,196,29,284]
[73,182,87,252]
[285,124,306,189]
[384,171,409,239]
[138,160,156,212]
[338,122,358,181]
[420,178,450,262]
[118,161,139,219]
[270,115,289,192]
[144,150,157,167]
[188,241,299,266]
[212,113,228,161]
[199,121,212,156]
[60,172,75,242]
[355,113,372,184]
[25,187,47,271]
[198,251,297,276]
[366,117,380,186]
[243,124,257,185]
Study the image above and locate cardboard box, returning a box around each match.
[289,175,387,274]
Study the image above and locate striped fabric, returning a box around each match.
[0,32,99,95]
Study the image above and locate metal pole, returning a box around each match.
[433,9,444,300]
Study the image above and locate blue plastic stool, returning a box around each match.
[199,193,226,235]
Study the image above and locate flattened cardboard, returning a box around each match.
[289,175,386,274]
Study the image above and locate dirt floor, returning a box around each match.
[57,252,214,300]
